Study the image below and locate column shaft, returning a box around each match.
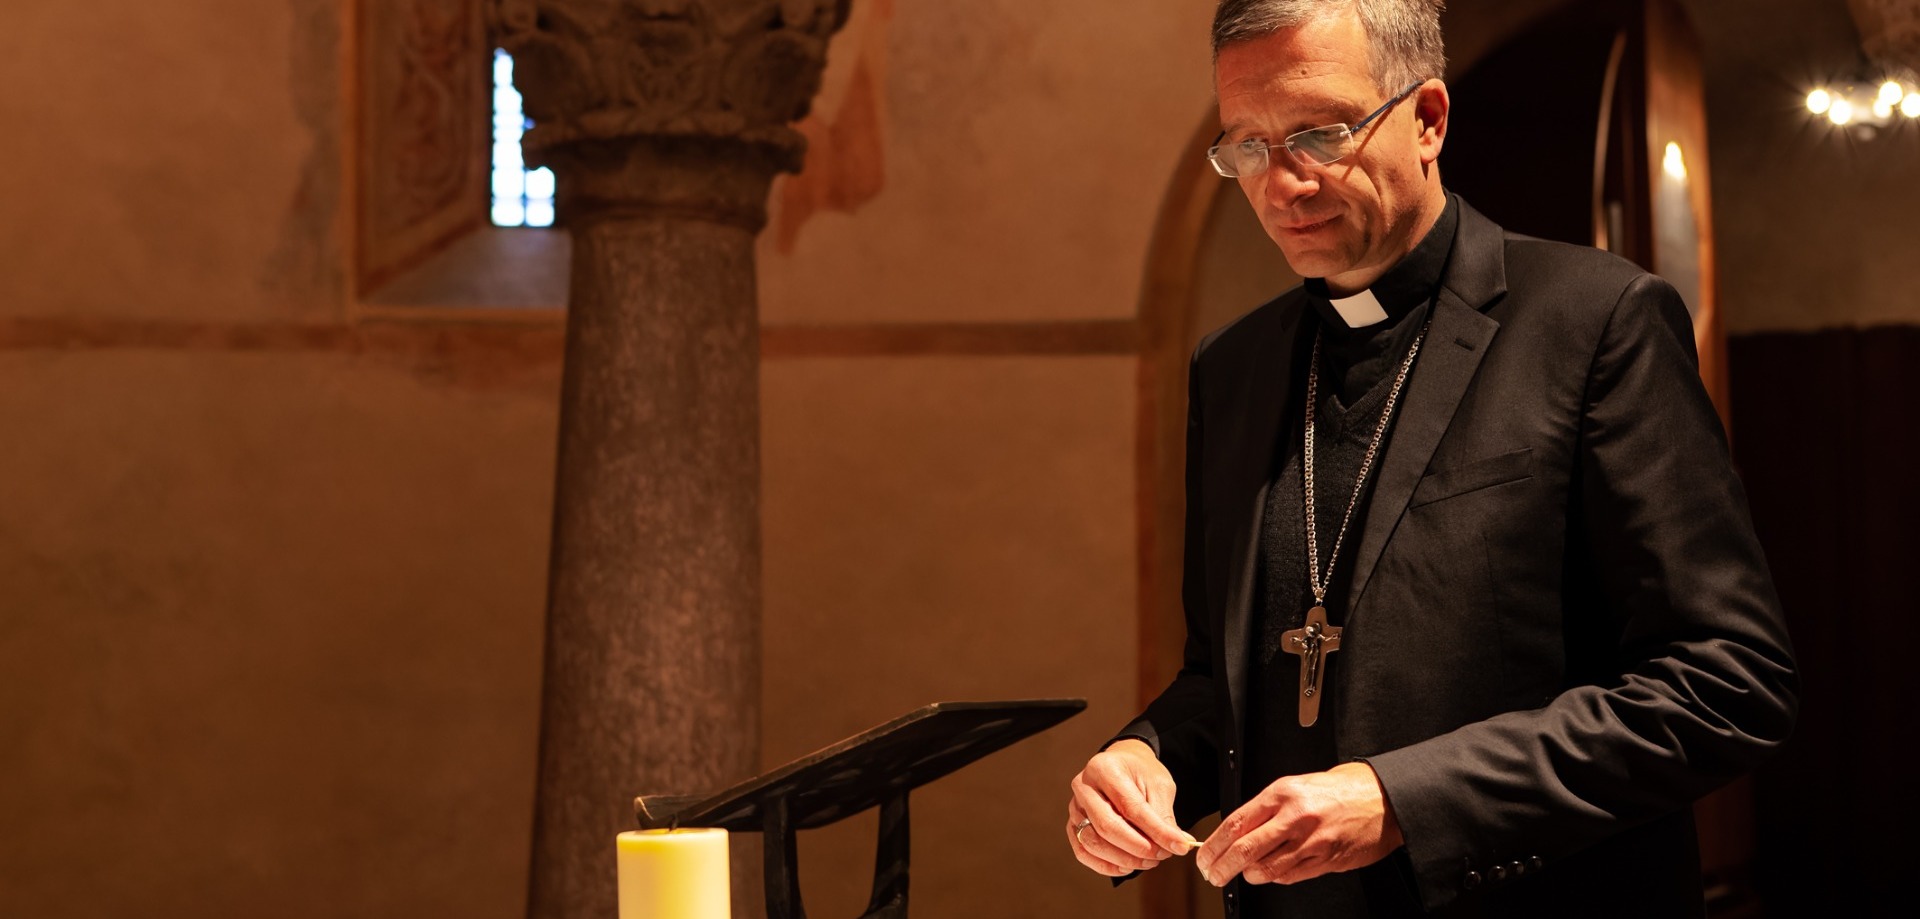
[528,214,763,919]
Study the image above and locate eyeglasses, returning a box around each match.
[1208,81,1423,178]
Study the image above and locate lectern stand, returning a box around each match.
[634,699,1086,919]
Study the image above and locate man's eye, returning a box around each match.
[1236,139,1267,153]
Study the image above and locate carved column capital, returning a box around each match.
[489,0,850,229]
[1849,0,1920,74]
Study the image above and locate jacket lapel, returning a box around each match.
[1211,296,1314,755]
[1345,202,1508,614]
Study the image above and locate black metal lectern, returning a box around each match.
[634,699,1086,919]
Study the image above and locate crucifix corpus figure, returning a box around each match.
[1283,606,1342,727]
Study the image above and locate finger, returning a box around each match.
[1071,778,1161,861]
[1241,838,1314,885]
[1071,838,1135,877]
[1196,796,1280,878]
[1203,812,1296,887]
[1261,849,1329,886]
[1134,759,1196,856]
[1236,836,1313,886]
[1144,780,1203,856]
[1067,811,1154,876]
[1083,754,1181,858]
[1112,780,1189,857]
[1066,799,1162,872]
[1108,799,1176,858]
[1088,775,1176,858]
[1078,821,1164,871]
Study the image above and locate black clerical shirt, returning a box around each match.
[1241,194,1460,919]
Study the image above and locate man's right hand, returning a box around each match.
[1066,738,1198,877]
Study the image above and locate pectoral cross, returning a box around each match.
[1282,605,1343,727]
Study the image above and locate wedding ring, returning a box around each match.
[1074,819,1093,845]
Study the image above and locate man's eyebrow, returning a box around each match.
[1220,102,1352,140]
[1289,98,1362,124]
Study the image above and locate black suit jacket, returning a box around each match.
[1118,200,1798,917]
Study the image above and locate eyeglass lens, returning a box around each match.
[1211,126,1353,177]
[1287,127,1353,166]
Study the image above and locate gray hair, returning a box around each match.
[1212,0,1447,91]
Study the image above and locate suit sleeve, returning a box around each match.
[1109,342,1224,833]
[1361,274,1799,911]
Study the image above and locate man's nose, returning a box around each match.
[1261,153,1320,208]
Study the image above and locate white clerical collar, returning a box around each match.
[1328,287,1390,328]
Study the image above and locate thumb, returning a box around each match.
[1144,781,1200,856]
[1114,774,1194,857]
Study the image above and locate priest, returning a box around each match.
[1063,1,1798,917]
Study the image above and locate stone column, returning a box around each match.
[491,3,848,917]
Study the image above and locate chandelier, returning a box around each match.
[1806,75,1920,137]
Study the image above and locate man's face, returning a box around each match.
[1215,15,1441,287]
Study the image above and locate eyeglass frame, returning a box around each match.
[1207,80,1425,178]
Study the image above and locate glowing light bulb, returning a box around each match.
[1806,88,1832,114]
[1830,98,1854,125]
[1879,81,1905,105]
[1662,142,1687,180]
[1874,98,1895,119]
[1904,93,1920,118]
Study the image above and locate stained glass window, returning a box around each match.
[492,49,556,228]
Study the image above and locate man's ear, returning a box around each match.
[1414,80,1449,165]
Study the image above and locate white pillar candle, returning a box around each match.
[616,828,731,919]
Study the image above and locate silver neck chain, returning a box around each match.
[1303,315,1431,606]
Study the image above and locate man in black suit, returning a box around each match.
[1063,1,1797,916]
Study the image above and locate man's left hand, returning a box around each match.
[1195,761,1403,887]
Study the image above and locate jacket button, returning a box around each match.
[1464,870,1481,889]
[1490,865,1508,882]
[1226,747,1238,768]
[1510,860,1526,876]
[1529,856,1544,870]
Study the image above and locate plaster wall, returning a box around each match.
[0,0,341,320]
[758,0,1219,325]
[0,349,558,919]
[760,356,1140,919]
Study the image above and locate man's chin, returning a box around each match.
[1266,229,1352,274]
[1275,249,1349,281]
